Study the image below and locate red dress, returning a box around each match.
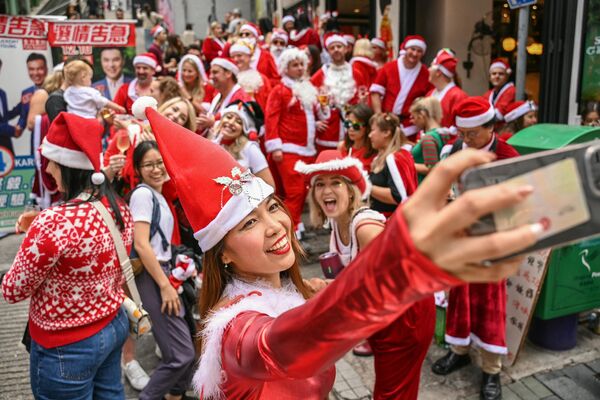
[445,136,519,354]
[370,58,433,136]
[427,82,468,129]
[193,207,463,399]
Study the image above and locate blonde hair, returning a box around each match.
[158,96,197,131]
[307,176,364,228]
[353,38,374,59]
[64,60,92,86]
[182,58,206,100]
[409,96,442,125]
[42,71,64,93]
[369,113,408,173]
[223,135,249,160]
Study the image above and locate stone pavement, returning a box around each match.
[1,231,600,399]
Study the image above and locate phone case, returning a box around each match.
[459,142,600,257]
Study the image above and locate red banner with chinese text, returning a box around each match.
[0,15,46,40]
[47,21,135,47]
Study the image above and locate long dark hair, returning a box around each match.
[306,45,322,76]
[61,165,125,230]
[344,104,377,158]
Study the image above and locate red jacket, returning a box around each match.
[311,64,367,149]
[207,84,252,118]
[371,58,433,136]
[427,83,468,129]
[250,48,281,87]
[350,57,379,89]
[484,82,515,121]
[265,78,322,156]
[202,36,225,63]
[289,28,322,50]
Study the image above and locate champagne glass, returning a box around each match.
[116,129,131,154]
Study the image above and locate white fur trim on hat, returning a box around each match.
[489,61,512,75]
[435,64,453,78]
[456,105,496,128]
[193,176,274,252]
[272,31,288,44]
[230,43,252,55]
[240,24,258,37]
[325,35,347,48]
[404,38,426,52]
[178,54,208,84]
[133,55,157,69]
[211,58,239,75]
[504,101,537,123]
[41,137,94,170]
[152,25,165,37]
[281,15,295,25]
[371,38,386,49]
[343,35,356,45]
[278,47,308,76]
[132,96,158,120]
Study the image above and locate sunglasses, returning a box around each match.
[343,120,365,130]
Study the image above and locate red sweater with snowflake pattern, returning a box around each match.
[1,198,133,348]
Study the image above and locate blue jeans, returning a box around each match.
[30,308,129,400]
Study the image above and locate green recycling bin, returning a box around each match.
[507,123,600,320]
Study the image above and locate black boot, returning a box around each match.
[480,372,502,400]
[431,350,471,375]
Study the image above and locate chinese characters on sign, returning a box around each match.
[504,249,551,366]
[47,22,135,47]
[0,16,46,40]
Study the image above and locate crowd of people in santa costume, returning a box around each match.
[0,8,548,400]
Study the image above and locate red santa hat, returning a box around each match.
[295,150,371,197]
[239,22,261,38]
[400,34,427,54]
[133,52,158,69]
[281,15,295,26]
[211,57,240,76]
[432,50,458,78]
[230,40,253,56]
[371,38,386,49]
[40,112,106,185]
[177,54,208,84]
[271,29,289,44]
[343,34,356,45]
[489,58,512,75]
[324,34,348,48]
[455,96,496,128]
[136,98,274,252]
[151,25,165,38]
[504,100,537,123]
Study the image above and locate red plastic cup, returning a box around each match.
[319,252,345,279]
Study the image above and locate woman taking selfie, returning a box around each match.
[2,113,133,398]
[136,98,543,399]
[299,149,434,399]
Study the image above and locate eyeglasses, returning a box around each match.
[140,160,164,171]
[343,120,364,130]
[458,130,482,139]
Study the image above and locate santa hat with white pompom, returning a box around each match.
[40,111,107,185]
[131,96,273,252]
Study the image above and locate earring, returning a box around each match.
[223,263,230,270]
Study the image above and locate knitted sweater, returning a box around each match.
[1,198,133,348]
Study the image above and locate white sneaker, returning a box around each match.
[123,360,150,391]
[155,344,162,359]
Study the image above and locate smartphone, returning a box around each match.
[459,142,600,258]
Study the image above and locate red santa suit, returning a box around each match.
[264,76,329,228]
[250,47,281,87]
[289,27,322,50]
[370,57,433,137]
[202,36,225,63]
[445,135,518,355]
[113,79,147,115]
[311,63,367,152]
[207,84,251,119]
[427,83,468,129]
[484,82,515,123]
[350,56,379,89]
